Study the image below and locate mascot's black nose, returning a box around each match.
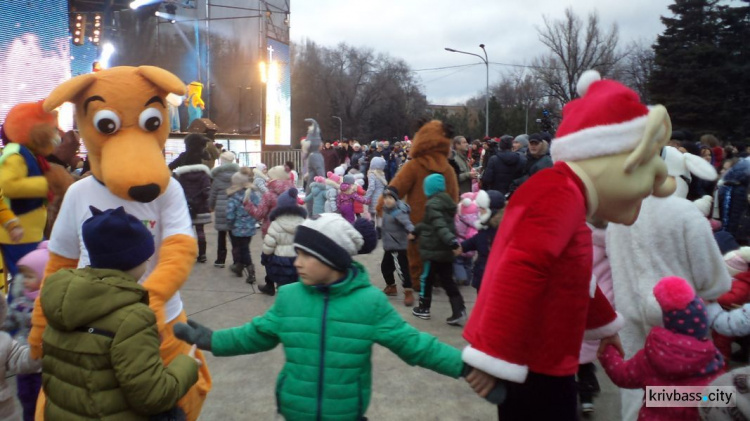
[129,184,161,203]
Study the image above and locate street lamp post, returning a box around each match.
[445,44,489,138]
[332,116,343,141]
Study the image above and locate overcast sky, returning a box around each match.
[290,0,676,105]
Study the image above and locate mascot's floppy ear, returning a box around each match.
[684,153,718,182]
[43,73,97,112]
[137,66,186,96]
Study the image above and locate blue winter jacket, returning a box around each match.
[226,189,260,237]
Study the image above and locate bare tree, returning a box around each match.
[618,40,656,104]
[532,7,627,103]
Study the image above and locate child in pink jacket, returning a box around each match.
[599,276,724,421]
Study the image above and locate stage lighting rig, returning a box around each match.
[72,13,86,46]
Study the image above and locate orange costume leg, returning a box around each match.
[35,310,211,420]
[407,240,422,293]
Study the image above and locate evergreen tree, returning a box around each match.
[650,0,750,141]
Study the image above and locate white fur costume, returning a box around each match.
[605,147,729,421]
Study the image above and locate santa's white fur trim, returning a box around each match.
[583,312,625,340]
[462,346,528,383]
[475,190,490,210]
[589,275,598,298]
[577,70,601,97]
[550,115,648,163]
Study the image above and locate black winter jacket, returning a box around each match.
[481,150,525,194]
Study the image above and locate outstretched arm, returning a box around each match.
[599,345,648,389]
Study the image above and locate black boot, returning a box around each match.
[214,249,227,268]
[229,263,244,277]
[411,297,431,320]
[245,264,256,284]
[196,239,207,263]
[446,295,466,326]
[258,282,276,296]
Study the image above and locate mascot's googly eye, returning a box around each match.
[93,110,121,135]
[139,108,163,132]
[660,147,667,161]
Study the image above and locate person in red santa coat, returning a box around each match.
[461,70,677,420]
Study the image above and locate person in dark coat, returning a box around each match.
[481,135,526,195]
[172,141,212,263]
[169,133,208,171]
[321,142,340,173]
[509,133,554,195]
[209,152,240,267]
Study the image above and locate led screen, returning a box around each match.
[264,38,291,146]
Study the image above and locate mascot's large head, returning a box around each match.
[43,66,186,202]
[1,100,59,156]
[550,70,675,225]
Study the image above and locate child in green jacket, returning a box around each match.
[175,213,470,420]
[40,206,200,420]
[411,173,467,326]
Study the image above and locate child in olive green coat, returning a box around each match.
[175,213,472,420]
[41,207,200,420]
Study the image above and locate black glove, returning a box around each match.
[173,319,213,351]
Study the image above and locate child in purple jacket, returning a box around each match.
[337,174,369,223]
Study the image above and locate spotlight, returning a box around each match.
[71,13,86,46]
[170,19,176,24]
[99,42,115,69]
[92,14,102,45]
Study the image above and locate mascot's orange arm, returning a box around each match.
[0,155,48,198]
[376,162,417,216]
[142,234,197,329]
[29,253,79,359]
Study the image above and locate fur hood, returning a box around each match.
[173,163,211,176]
[409,120,452,172]
[254,167,269,180]
[212,162,240,178]
[325,178,341,190]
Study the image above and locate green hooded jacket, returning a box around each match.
[41,267,198,420]
[211,261,463,421]
[415,191,459,262]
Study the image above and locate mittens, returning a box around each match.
[173,319,213,351]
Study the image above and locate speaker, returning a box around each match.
[187,118,219,136]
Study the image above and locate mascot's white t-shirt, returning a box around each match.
[50,176,195,323]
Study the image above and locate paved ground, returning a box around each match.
[182,224,623,420]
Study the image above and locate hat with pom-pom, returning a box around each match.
[294,213,367,271]
[268,165,290,181]
[550,70,650,163]
[653,276,710,339]
[313,176,325,184]
[459,192,479,215]
[724,247,750,276]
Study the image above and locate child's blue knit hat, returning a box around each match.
[83,206,154,271]
[423,173,446,197]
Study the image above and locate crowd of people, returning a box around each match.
[4,75,750,420]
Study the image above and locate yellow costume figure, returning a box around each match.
[29,66,211,420]
[186,81,205,126]
[0,100,71,277]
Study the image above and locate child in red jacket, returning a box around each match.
[714,247,750,364]
[599,276,724,421]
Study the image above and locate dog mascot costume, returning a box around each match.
[28,66,211,420]
[462,71,676,420]
[377,120,459,291]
